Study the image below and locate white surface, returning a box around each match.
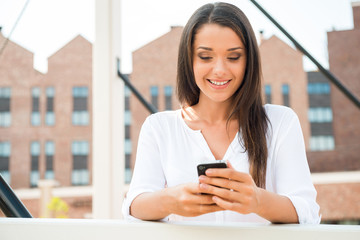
[0,218,359,240]
[311,171,360,184]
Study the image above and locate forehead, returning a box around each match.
[193,23,244,49]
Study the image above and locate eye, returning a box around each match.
[199,56,212,60]
[228,56,240,61]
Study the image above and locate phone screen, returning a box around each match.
[197,162,227,176]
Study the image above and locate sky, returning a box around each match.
[0,0,355,74]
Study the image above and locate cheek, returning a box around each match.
[193,63,210,80]
[232,62,247,80]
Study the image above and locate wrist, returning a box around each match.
[254,187,266,216]
[159,187,174,217]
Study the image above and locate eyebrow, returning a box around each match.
[197,46,244,51]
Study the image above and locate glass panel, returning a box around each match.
[32,87,40,97]
[150,86,158,96]
[45,141,55,155]
[30,170,39,187]
[0,170,11,184]
[124,110,131,125]
[31,141,40,156]
[46,87,55,97]
[282,84,289,94]
[45,112,55,125]
[164,86,173,96]
[125,139,132,155]
[45,170,54,180]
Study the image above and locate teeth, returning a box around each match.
[209,80,230,86]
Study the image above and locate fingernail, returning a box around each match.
[199,175,206,181]
[200,183,208,189]
[205,169,213,175]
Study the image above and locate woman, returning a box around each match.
[122,2,320,224]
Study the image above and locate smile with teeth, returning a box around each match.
[208,79,231,86]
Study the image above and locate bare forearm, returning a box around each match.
[130,190,171,220]
[256,189,298,223]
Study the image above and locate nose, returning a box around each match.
[213,58,227,78]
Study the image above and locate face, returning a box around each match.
[192,23,247,106]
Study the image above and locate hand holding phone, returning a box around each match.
[197,162,227,176]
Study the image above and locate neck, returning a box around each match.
[193,96,234,124]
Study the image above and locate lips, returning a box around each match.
[207,79,231,88]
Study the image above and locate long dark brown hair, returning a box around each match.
[176,2,269,188]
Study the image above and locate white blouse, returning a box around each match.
[122,104,320,224]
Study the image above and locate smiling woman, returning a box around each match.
[192,24,247,104]
[122,2,320,224]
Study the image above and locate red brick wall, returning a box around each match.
[0,33,92,188]
[130,27,182,169]
[259,36,310,149]
[315,183,360,221]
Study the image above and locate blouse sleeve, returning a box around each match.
[272,109,321,224]
[122,115,166,220]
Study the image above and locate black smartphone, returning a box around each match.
[197,162,227,176]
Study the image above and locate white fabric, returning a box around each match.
[122,104,320,224]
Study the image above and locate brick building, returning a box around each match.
[0,32,93,217]
[1,2,359,222]
[129,26,182,172]
[307,2,360,172]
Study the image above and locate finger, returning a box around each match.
[212,196,248,214]
[199,183,237,200]
[199,175,236,190]
[196,194,218,205]
[186,182,206,194]
[205,168,252,183]
[198,203,224,214]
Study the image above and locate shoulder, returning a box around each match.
[147,109,180,122]
[144,109,181,130]
[264,104,298,124]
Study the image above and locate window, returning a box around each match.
[282,84,290,107]
[0,87,11,127]
[0,142,11,184]
[264,85,271,104]
[164,86,173,110]
[30,141,40,187]
[124,85,131,125]
[308,108,333,123]
[124,139,132,155]
[31,87,41,126]
[72,87,89,126]
[310,136,335,151]
[124,84,132,184]
[45,87,55,126]
[308,83,330,94]
[72,141,89,185]
[124,139,132,183]
[150,86,159,110]
[125,154,132,184]
[45,141,55,179]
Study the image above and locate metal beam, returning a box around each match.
[250,0,360,109]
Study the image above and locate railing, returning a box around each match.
[0,174,32,218]
[1,218,360,240]
[250,0,360,109]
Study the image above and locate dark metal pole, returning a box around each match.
[117,58,157,114]
[0,174,32,218]
[250,0,360,109]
